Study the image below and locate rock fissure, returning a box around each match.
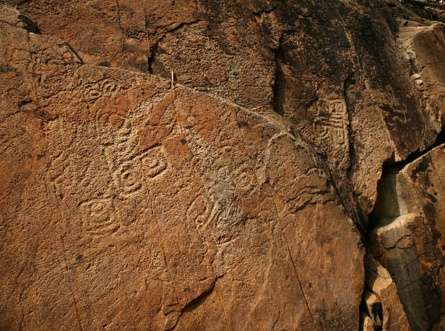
[169,277,220,331]
[17,14,39,34]
[359,124,445,330]
[342,73,359,179]
[252,3,280,18]
[403,0,445,10]
[181,281,217,314]
[146,19,203,75]
[281,233,322,330]
[386,129,445,174]
[271,40,285,115]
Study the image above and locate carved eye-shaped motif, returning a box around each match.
[140,148,167,178]
[95,111,129,147]
[233,164,255,192]
[80,198,115,233]
[187,195,213,230]
[113,147,168,198]
[84,83,101,101]
[329,100,345,114]
[122,169,139,188]
[116,163,142,196]
[89,200,106,215]
[100,79,120,96]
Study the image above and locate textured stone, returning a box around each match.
[17,0,445,219]
[0,6,363,330]
[2,1,445,330]
[363,255,411,331]
[370,144,445,330]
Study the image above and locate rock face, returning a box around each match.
[362,255,410,331]
[1,0,445,330]
[370,144,445,330]
[16,0,445,218]
[0,5,364,330]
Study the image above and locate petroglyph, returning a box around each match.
[82,78,122,102]
[4,2,445,330]
[111,146,169,198]
[79,197,119,235]
[113,162,143,197]
[187,193,217,231]
[78,78,121,102]
[263,134,331,212]
[233,163,257,192]
[297,97,351,171]
[29,40,82,67]
[95,110,127,145]
[383,104,409,128]
[139,147,168,178]
[47,151,71,199]
[314,99,349,148]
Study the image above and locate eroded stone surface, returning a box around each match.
[0,7,363,330]
[3,1,445,330]
[370,144,445,330]
[363,255,410,331]
[16,0,445,219]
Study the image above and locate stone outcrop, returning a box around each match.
[362,255,410,331]
[0,5,364,330]
[369,143,445,330]
[1,0,445,330]
[15,0,445,219]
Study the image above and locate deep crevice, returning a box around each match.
[324,159,367,235]
[358,124,445,331]
[182,294,208,312]
[146,19,202,75]
[403,0,445,10]
[342,73,358,180]
[367,124,445,236]
[147,43,159,74]
[181,281,216,314]
[384,128,445,176]
[61,42,84,64]
[18,14,40,34]
[271,40,285,115]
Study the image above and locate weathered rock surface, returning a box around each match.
[2,0,445,330]
[363,255,410,331]
[16,0,445,218]
[370,143,445,330]
[0,5,364,330]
